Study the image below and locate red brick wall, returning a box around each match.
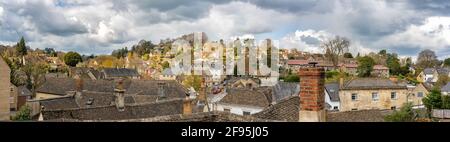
[298,67,325,111]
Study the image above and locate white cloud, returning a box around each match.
[375,16,450,51]
[280,29,374,55]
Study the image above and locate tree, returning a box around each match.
[182,75,202,91]
[386,53,401,75]
[343,52,353,58]
[436,75,449,88]
[22,62,48,98]
[44,48,56,57]
[321,36,350,68]
[12,105,32,121]
[444,58,450,67]
[422,87,442,115]
[63,51,82,67]
[284,74,300,82]
[416,49,439,68]
[111,47,128,59]
[16,36,27,56]
[162,61,170,70]
[357,56,375,77]
[378,49,387,56]
[384,103,415,122]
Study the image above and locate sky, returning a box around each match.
[0,0,449,59]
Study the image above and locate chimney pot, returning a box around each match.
[183,97,192,115]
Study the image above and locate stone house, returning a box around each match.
[0,58,10,120]
[339,78,409,111]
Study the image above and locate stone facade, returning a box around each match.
[339,89,408,111]
[0,58,11,120]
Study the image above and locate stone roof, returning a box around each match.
[42,98,184,121]
[341,78,407,90]
[253,96,300,122]
[423,68,436,75]
[51,111,275,122]
[442,82,450,92]
[254,95,392,122]
[17,85,32,97]
[327,110,392,122]
[325,82,340,101]
[76,91,115,108]
[437,67,450,75]
[219,89,270,108]
[36,77,187,97]
[37,77,76,95]
[102,68,139,78]
[161,68,174,76]
[271,82,299,103]
[124,80,188,98]
[287,60,309,65]
[40,97,79,110]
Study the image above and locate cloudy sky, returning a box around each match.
[0,0,449,59]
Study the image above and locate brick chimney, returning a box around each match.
[183,97,192,115]
[298,67,326,122]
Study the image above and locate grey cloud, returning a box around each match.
[3,1,88,36]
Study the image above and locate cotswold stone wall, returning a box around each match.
[0,58,11,120]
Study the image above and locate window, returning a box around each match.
[418,92,424,98]
[372,92,379,101]
[333,106,338,110]
[391,92,397,100]
[351,93,358,101]
[391,106,397,110]
[224,108,231,112]
[243,111,251,116]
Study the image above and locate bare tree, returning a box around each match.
[22,62,48,98]
[321,36,350,68]
[417,49,439,69]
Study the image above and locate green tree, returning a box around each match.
[444,58,450,67]
[284,74,300,82]
[343,52,353,58]
[63,51,82,67]
[384,103,415,122]
[182,75,202,91]
[12,105,32,121]
[162,61,170,69]
[422,87,442,115]
[386,53,401,75]
[378,49,387,56]
[357,56,375,77]
[16,36,27,56]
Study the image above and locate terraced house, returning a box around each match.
[339,78,409,111]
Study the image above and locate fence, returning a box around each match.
[432,109,450,119]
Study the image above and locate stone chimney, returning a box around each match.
[114,79,126,111]
[183,97,192,115]
[75,76,83,92]
[158,82,166,99]
[298,67,326,122]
